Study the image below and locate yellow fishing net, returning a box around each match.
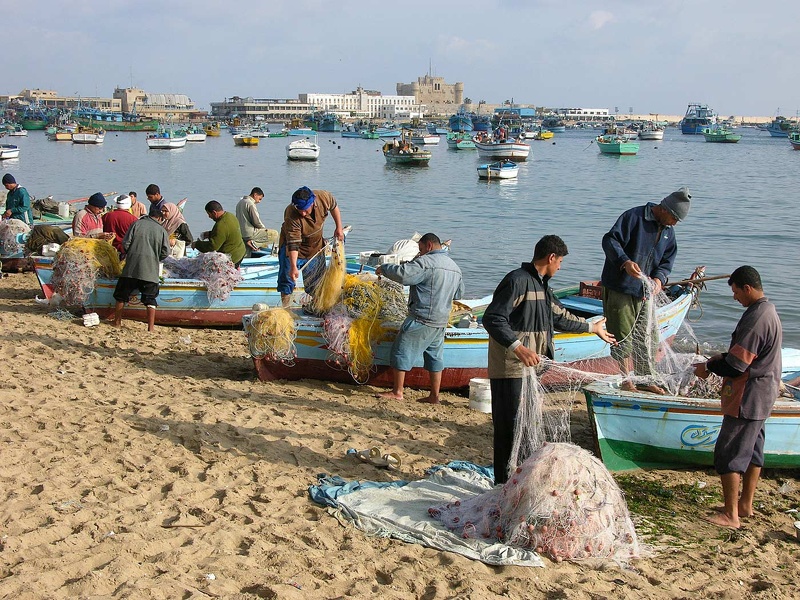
[308,240,346,313]
[50,238,123,305]
[246,308,297,364]
[60,237,122,277]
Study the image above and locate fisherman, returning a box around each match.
[694,266,783,529]
[277,187,344,306]
[236,187,278,254]
[128,191,148,218]
[483,235,616,485]
[102,194,138,255]
[2,174,33,224]
[145,183,166,217]
[192,200,246,267]
[376,233,463,404]
[72,192,114,240]
[600,187,691,394]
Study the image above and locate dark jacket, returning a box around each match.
[484,263,590,379]
[601,203,677,297]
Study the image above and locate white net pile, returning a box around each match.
[0,219,30,254]
[430,442,640,563]
[162,253,243,302]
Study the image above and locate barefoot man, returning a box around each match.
[376,233,463,404]
[694,266,783,529]
[601,187,691,394]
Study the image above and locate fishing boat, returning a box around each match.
[340,124,362,138]
[638,122,665,140]
[445,131,476,150]
[0,144,20,159]
[471,113,491,132]
[525,128,554,141]
[249,284,695,389]
[317,113,342,132]
[7,125,28,137]
[595,134,639,155]
[382,133,432,166]
[360,127,381,140]
[680,103,715,134]
[477,160,519,180]
[146,125,187,149]
[759,116,794,138]
[541,117,566,133]
[73,106,159,131]
[184,125,208,142]
[449,109,474,133]
[286,136,320,161]
[789,131,800,150]
[233,133,259,146]
[583,353,800,471]
[473,134,531,161]
[375,126,402,138]
[409,131,440,145]
[204,122,221,137]
[267,129,289,138]
[33,253,370,327]
[426,122,449,135]
[71,126,106,144]
[47,128,73,141]
[702,126,742,143]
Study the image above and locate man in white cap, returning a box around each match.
[600,187,691,394]
[103,194,139,255]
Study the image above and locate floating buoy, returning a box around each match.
[337,146,341,149]
[108,158,116,162]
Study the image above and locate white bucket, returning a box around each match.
[58,202,69,219]
[469,377,492,413]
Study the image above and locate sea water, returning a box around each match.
[3,127,798,347]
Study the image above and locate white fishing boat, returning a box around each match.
[473,137,530,161]
[638,122,665,140]
[0,144,20,159]
[477,160,519,180]
[184,125,207,142]
[409,131,440,145]
[146,124,188,149]
[286,136,320,161]
[72,127,106,144]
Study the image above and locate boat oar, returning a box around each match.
[671,274,731,286]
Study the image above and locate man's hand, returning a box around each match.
[623,260,643,278]
[590,317,617,345]
[694,362,710,379]
[375,265,383,276]
[247,240,258,251]
[651,278,663,295]
[289,264,300,282]
[334,225,344,241]
[513,344,540,367]
[2,210,11,219]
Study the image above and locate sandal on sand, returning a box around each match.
[370,453,401,471]
[347,447,381,463]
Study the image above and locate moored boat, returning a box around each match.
[204,122,221,137]
[0,144,20,159]
[409,131,440,145]
[638,122,665,140]
[7,125,28,137]
[449,109,474,133]
[445,131,476,150]
[541,117,566,133]
[680,103,715,134]
[72,126,106,144]
[477,160,519,180]
[185,125,207,142]
[702,126,742,143]
[789,131,800,150]
[382,135,432,166]
[759,116,794,138]
[583,356,800,471]
[286,136,320,161]
[233,133,259,146]
[596,134,639,155]
[473,135,530,161]
[146,125,187,149]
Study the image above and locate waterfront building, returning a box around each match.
[2,88,121,112]
[396,75,463,110]
[301,87,423,120]
[113,87,199,120]
[551,107,613,122]
[210,97,315,121]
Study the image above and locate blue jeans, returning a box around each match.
[389,317,446,372]
[277,245,310,295]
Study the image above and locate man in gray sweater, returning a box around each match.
[236,187,278,254]
[112,215,170,331]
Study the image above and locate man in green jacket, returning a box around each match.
[2,174,33,225]
[192,200,246,267]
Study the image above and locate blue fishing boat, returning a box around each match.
[250,284,695,390]
[680,103,715,134]
[317,112,342,132]
[541,117,566,133]
[426,122,448,135]
[759,116,794,138]
[449,109,474,133]
[477,160,519,179]
[470,113,491,132]
[583,350,800,471]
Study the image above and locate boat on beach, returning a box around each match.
[583,353,800,471]
[249,285,695,390]
[477,160,519,180]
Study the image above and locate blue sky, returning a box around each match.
[6,0,797,116]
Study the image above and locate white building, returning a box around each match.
[300,87,424,120]
[210,97,315,120]
[553,107,612,122]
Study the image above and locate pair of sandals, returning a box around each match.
[350,447,401,471]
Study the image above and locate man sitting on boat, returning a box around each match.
[236,187,278,255]
[277,187,344,307]
[601,187,691,394]
[483,235,616,485]
[102,194,138,256]
[693,266,783,530]
[2,174,33,225]
[128,191,148,218]
[192,201,246,268]
[72,192,115,240]
[375,233,464,405]
[145,184,166,217]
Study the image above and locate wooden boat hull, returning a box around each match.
[584,372,800,471]
[474,140,530,161]
[638,130,664,140]
[251,287,694,390]
[0,144,20,159]
[233,136,259,146]
[477,162,519,179]
[597,139,639,155]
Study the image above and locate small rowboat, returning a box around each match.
[477,160,519,180]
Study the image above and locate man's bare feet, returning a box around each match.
[637,383,668,395]
[376,391,403,400]
[705,512,740,529]
[714,504,753,518]
[416,396,440,405]
[620,380,637,392]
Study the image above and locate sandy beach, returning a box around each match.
[1,271,798,599]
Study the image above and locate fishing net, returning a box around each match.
[50,238,122,305]
[321,306,386,383]
[307,240,346,314]
[430,442,640,564]
[0,219,30,254]
[246,308,297,364]
[162,252,243,302]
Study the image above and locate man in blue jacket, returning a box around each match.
[601,187,691,393]
[2,174,33,224]
[376,233,463,405]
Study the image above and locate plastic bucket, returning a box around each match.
[469,378,492,413]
